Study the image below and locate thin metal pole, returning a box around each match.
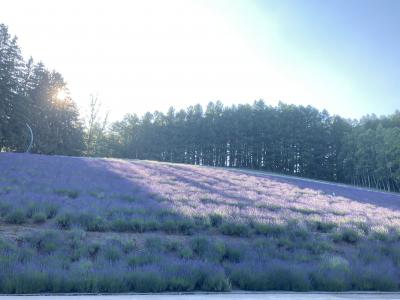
[25,123,33,153]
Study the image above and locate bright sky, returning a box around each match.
[1,0,399,121]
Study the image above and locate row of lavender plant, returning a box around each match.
[0,229,399,293]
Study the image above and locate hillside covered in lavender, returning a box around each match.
[1,152,400,293]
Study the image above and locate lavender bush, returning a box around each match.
[1,152,400,293]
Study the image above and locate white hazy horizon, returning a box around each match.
[2,0,399,121]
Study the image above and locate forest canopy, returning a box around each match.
[0,24,84,155]
[1,23,399,192]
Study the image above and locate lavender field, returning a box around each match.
[1,153,400,293]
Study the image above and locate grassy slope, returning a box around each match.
[1,153,400,293]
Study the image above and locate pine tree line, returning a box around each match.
[0,24,84,155]
[105,102,400,193]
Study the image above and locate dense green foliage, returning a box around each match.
[1,23,399,192]
[0,24,84,155]
[106,103,400,192]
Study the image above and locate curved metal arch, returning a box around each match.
[25,123,33,153]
